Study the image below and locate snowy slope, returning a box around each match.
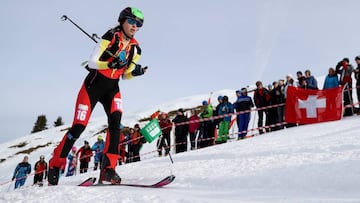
[1,90,360,202]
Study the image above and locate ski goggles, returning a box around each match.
[127,18,143,28]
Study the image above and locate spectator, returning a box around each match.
[213,96,223,128]
[77,141,93,173]
[198,100,214,148]
[304,69,318,89]
[284,74,294,98]
[336,58,354,116]
[91,135,105,170]
[233,88,254,140]
[284,74,297,128]
[188,109,200,150]
[253,81,271,134]
[354,55,360,104]
[66,146,77,177]
[216,95,234,144]
[118,126,128,165]
[269,81,285,131]
[323,67,340,89]
[296,71,306,88]
[33,155,47,186]
[12,156,31,189]
[127,124,146,162]
[172,108,189,153]
[157,112,172,156]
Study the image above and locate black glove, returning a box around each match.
[132,64,148,76]
[12,177,15,181]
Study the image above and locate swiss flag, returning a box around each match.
[285,86,343,124]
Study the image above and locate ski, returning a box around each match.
[79,175,175,188]
[78,177,97,186]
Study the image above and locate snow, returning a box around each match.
[1,90,360,202]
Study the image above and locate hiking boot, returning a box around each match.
[99,168,121,184]
[48,167,60,185]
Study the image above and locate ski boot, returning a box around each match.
[48,167,60,185]
[99,153,121,184]
[99,168,121,184]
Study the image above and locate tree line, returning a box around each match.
[31,115,64,133]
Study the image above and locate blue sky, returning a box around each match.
[1,0,359,143]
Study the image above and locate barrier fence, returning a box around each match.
[2,85,359,189]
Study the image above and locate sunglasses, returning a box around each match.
[127,18,142,28]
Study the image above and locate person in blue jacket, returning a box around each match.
[323,67,340,89]
[216,96,234,144]
[12,156,31,189]
[233,88,254,140]
[92,135,105,170]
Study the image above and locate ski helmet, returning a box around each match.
[118,7,144,26]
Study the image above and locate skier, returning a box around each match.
[92,135,105,171]
[66,146,77,177]
[33,155,48,186]
[48,7,147,185]
[12,156,31,189]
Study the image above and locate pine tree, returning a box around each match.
[54,116,64,127]
[31,115,48,133]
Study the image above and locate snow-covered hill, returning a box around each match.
[1,90,360,202]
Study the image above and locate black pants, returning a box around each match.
[80,161,89,173]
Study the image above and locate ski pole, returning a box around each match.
[61,15,99,43]
[7,181,13,192]
[163,138,174,164]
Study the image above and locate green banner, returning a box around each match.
[140,119,162,143]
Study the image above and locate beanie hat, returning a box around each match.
[355,55,360,61]
[202,100,208,105]
[343,58,350,63]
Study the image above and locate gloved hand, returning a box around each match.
[12,177,15,181]
[132,64,148,76]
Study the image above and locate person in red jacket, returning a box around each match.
[76,141,93,173]
[188,109,200,150]
[33,155,47,186]
[48,7,147,185]
[157,112,172,156]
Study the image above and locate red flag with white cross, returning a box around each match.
[285,86,344,124]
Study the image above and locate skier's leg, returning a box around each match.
[99,91,122,184]
[49,81,97,185]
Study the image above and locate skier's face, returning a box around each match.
[123,18,140,37]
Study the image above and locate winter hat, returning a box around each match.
[222,96,229,102]
[202,100,208,105]
[178,108,184,113]
[84,140,89,145]
[355,55,360,61]
[71,146,77,152]
[236,90,241,94]
[217,96,223,101]
[343,58,350,63]
[134,123,140,128]
[98,135,103,140]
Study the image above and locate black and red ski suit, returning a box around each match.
[49,26,145,173]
